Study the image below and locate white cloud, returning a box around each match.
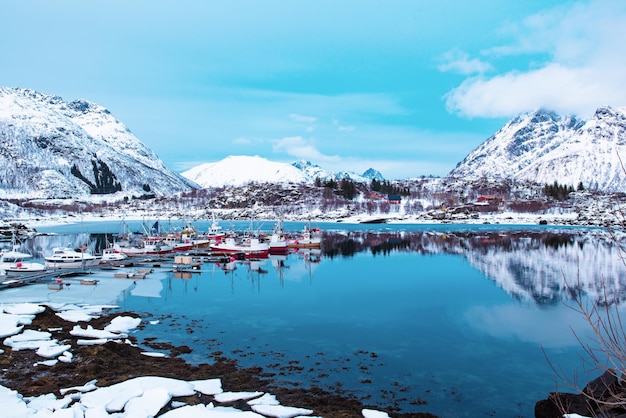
[233,136,252,144]
[444,0,626,118]
[289,113,318,123]
[438,49,493,75]
[338,125,355,133]
[272,136,341,163]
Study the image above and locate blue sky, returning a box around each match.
[2,1,625,179]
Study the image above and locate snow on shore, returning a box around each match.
[0,284,392,417]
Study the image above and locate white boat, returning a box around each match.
[100,247,128,263]
[210,235,269,258]
[44,247,101,269]
[0,249,46,276]
[113,236,174,256]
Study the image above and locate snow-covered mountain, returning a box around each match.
[449,106,626,191]
[182,155,308,188]
[183,156,385,188]
[0,87,196,199]
[291,160,333,182]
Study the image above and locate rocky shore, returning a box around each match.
[1,305,437,418]
[535,370,626,418]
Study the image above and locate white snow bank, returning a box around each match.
[1,303,45,315]
[80,376,196,411]
[0,309,37,338]
[213,391,264,403]
[0,385,31,418]
[56,309,96,322]
[3,329,51,349]
[104,315,141,333]
[159,404,264,417]
[60,379,98,395]
[251,403,314,417]
[362,409,391,417]
[247,393,278,405]
[141,351,167,357]
[191,379,223,395]
[70,324,126,340]
[36,342,71,358]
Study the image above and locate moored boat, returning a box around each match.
[288,224,322,248]
[44,247,100,269]
[114,236,174,256]
[100,247,128,264]
[0,249,46,276]
[268,219,289,255]
[210,235,269,258]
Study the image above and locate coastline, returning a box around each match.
[5,208,595,231]
[0,304,437,418]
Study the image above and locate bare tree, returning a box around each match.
[538,207,626,417]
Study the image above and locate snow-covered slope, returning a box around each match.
[182,155,309,188]
[291,160,334,182]
[449,106,626,191]
[184,157,386,188]
[0,87,196,199]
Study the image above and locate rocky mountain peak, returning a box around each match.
[0,87,195,199]
[449,106,626,191]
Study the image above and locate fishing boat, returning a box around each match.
[288,223,322,248]
[194,212,225,247]
[268,219,289,255]
[113,237,174,256]
[210,235,269,258]
[44,247,101,269]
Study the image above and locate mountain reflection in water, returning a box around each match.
[322,228,626,306]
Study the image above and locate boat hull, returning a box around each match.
[44,258,101,269]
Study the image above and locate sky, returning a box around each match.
[2,0,625,180]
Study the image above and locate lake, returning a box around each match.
[23,221,626,417]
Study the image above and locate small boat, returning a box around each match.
[113,236,174,256]
[0,249,46,276]
[44,247,101,269]
[288,224,322,249]
[268,219,289,255]
[100,247,128,264]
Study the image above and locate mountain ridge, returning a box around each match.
[449,105,626,191]
[0,87,196,199]
[2,86,626,199]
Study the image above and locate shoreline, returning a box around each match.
[3,210,600,231]
[0,304,437,418]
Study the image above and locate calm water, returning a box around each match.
[28,221,626,417]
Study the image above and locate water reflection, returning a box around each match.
[321,228,626,306]
[8,224,624,417]
[11,227,625,307]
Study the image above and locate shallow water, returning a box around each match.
[25,221,626,417]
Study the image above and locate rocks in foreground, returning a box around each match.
[535,370,626,418]
[0,305,438,418]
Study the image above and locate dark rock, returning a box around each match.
[583,369,618,400]
[536,371,626,418]
[535,392,593,418]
